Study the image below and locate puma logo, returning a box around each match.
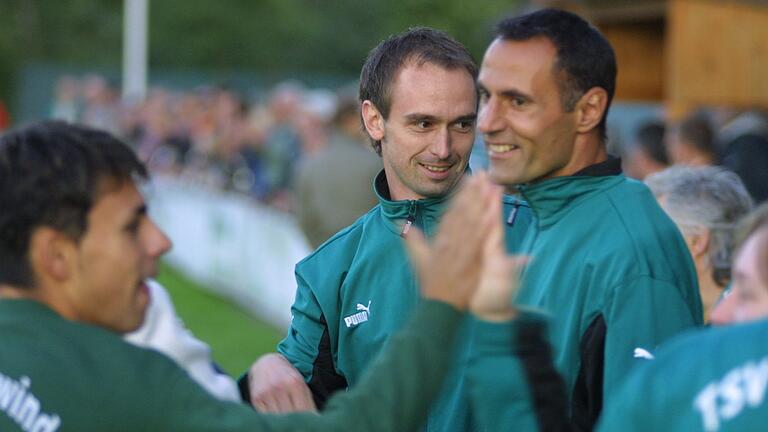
[345,301,372,328]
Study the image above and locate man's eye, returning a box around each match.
[125,220,141,235]
[417,121,431,129]
[512,97,527,107]
[455,120,474,132]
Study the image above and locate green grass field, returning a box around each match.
[156,263,284,376]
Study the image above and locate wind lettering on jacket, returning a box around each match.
[694,356,768,432]
[0,372,60,432]
[344,301,371,328]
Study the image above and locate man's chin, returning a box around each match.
[117,302,151,334]
[418,178,462,199]
[488,166,524,187]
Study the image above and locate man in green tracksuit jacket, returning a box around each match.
[466,315,768,432]
[0,121,502,432]
[471,9,703,430]
[241,28,533,431]
[466,200,768,432]
[277,171,530,427]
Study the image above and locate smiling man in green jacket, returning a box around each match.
[469,8,703,430]
[241,28,533,431]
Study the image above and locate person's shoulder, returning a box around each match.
[619,321,768,411]
[657,320,768,363]
[602,176,661,214]
[67,319,183,374]
[616,320,768,401]
[597,176,680,243]
[23,316,187,400]
[1,305,197,430]
[577,176,695,283]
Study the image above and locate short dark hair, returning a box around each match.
[0,121,147,288]
[495,8,617,138]
[676,113,716,160]
[359,27,478,155]
[636,121,668,165]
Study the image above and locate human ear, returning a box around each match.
[28,227,76,283]
[690,229,711,259]
[361,100,385,141]
[575,87,608,134]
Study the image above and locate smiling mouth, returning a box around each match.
[487,144,520,153]
[418,162,451,172]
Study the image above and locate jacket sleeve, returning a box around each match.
[277,270,348,407]
[467,313,571,432]
[603,275,701,397]
[166,301,464,432]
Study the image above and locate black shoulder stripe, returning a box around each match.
[516,319,573,432]
[571,315,606,431]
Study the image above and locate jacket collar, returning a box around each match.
[570,156,622,177]
[518,157,623,228]
[373,169,459,236]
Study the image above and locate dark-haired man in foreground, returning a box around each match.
[0,120,501,432]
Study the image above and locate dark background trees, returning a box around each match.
[0,0,520,119]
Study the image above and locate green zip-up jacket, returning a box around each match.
[469,160,703,430]
[0,298,464,431]
[467,314,768,432]
[277,170,533,432]
[599,318,768,432]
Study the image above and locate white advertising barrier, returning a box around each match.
[147,175,312,330]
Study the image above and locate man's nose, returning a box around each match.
[478,97,504,135]
[430,127,451,159]
[146,219,172,258]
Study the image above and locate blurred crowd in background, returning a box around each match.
[46,74,383,248]
[623,109,768,205]
[39,73,768,247]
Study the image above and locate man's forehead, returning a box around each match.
[90,179,145,218]
[388,61,476,116]
[479,37,557,83]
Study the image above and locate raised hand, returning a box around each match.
[469,190,528,322]
[404,172,501,310]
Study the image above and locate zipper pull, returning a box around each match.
[400,215,415,237]
[400,201,418,238]
[506,202,520,226]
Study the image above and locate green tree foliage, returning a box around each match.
[0,0,123,112]
[0,0,521,112]
[149,0,520,72]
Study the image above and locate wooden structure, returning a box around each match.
[555,0,768,119]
